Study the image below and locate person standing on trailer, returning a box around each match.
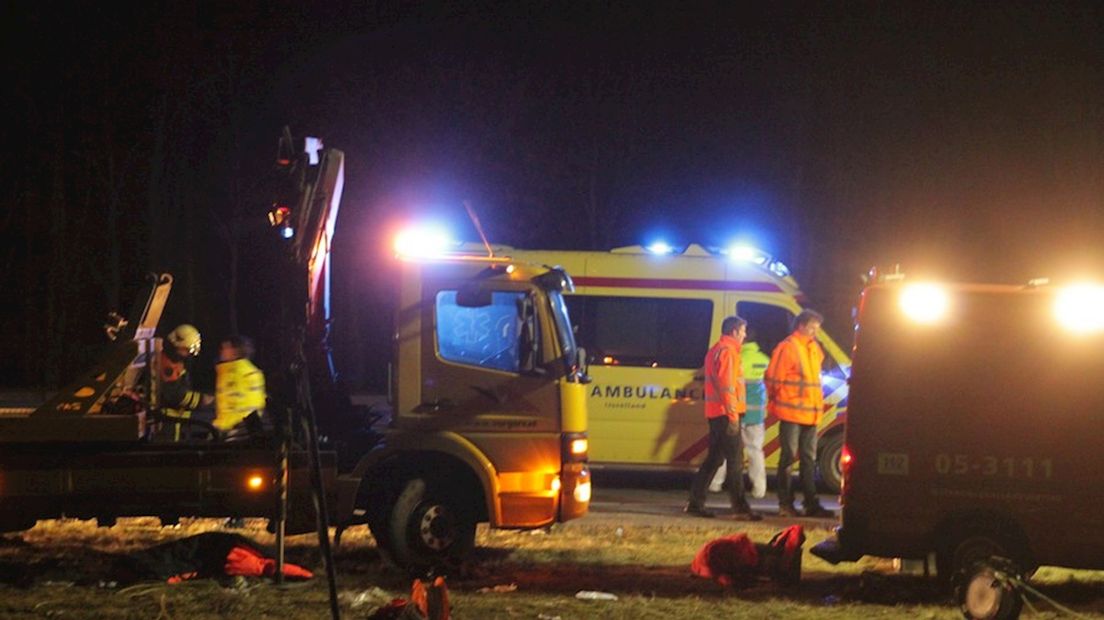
[766,310,833,518]
[214,335,267,440]
[158,324,214,441]
[685,316,762,521]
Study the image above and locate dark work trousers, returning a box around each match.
[689,416,748,510]
[777,420,820,509]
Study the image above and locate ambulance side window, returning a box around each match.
[737,301,840,372]
[565,296,712,369]
[736,302,793,359]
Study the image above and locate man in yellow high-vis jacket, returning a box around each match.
[215,335,266,438]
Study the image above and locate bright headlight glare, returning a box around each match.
[899,283,950,324]
[573,480,592,503]
[1055,284,1104,333]
[570,438,588,456]
[394,227,453,258]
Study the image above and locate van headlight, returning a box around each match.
[899,283,950,324]
[1055,284,1104,334]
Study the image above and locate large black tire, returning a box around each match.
[817,432,843,494]
[388,477,477,575]
[365,500,396,566]
[936,521,1034,586]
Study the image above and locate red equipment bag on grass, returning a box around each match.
[690,533,760,587]
[691,526,806,587]
[368,577,450,620]
[756,525,805,585]
[112,532,313,585]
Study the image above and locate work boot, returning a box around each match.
[732,504,763,522]
[684,503,716,518]
[804,504,835,519]
[778,504,799,518]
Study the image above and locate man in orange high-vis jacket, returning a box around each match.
[685,316,762,521]
[766,309,833,518]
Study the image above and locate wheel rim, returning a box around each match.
[828,447,842,485]
[415,502,456,552]
[954,536,1004,575]
[964,571,1003,618]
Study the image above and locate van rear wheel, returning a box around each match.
[817,433,843,494]
[936,523,1034,586]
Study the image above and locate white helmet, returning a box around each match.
[167,324,202,356]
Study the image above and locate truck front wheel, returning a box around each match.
[388,477,476,574]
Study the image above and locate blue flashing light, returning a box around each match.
[646,241,675,255]
[717,243,792,278]
[281,226,294,239]
[723,244,769,265]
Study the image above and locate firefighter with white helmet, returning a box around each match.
[159,324,214,440]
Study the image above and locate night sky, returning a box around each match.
[4,2,1103,390]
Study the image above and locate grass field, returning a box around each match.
[1,515,1102,619]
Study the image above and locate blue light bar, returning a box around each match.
[646,241,675,255]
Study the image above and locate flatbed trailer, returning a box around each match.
[0,269,333,537]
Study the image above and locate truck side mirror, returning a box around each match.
[573,347,591,383]
[517,295,541,374]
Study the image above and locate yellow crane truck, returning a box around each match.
[0,138,589,574]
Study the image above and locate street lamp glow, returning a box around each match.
[899,283,950,324]
[1054,284,1104,334]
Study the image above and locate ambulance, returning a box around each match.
[465,242,852,492]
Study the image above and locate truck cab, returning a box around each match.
[338,241,590,572]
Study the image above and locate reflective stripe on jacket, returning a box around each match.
[704,335,746,421]
[765,332,824,425]
[741,342,770,426]
[158,350,204,413]
[214,358,267,431]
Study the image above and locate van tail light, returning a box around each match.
[840,444,853,493]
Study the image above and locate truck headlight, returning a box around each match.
[573,480,592,503]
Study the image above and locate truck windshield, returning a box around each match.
[549,290,577,363]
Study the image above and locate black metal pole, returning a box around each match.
[297,357,340,620]
[274,405,291,584]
